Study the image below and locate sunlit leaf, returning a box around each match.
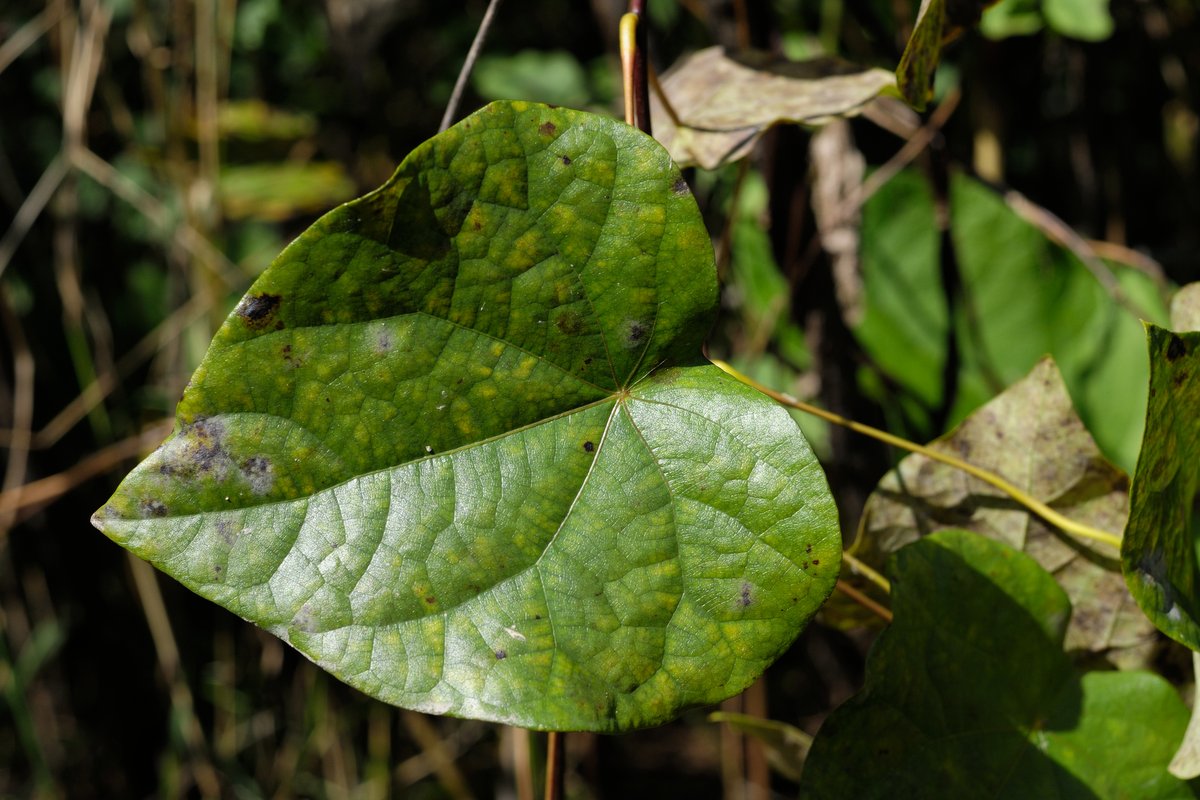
[650,47,895,169]
[1122,324,1200,652]
[92,101,841,732]
[844,358,1155,667]
[802,530,1196,799]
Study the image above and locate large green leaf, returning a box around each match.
[91,101,841,732]
[844,358,1154,667]
[802,530,1196,799]
[1122,324,1200,651]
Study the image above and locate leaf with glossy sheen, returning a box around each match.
[802,530,1196,799]
[650,47,896,169]
[91,101,841,732]
[1122,324,1200,652]
[842,358,1155,667]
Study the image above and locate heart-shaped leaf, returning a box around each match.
[802,530,1196,799]
[92,101,841,732]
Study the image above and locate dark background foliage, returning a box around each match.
[1,0,1197,797]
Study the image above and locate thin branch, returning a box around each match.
[0,5,66,77]
[831,87,961,227]
[842,552,892,594]
[0,285,35,533]
[70,147,241,287]
[440,0,504,133]
[0,420,172,521]
[0,155,69,282]
[711,359,1125,551]
[1003,189,1157,320]
[835,579,893,623]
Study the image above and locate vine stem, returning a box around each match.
[842,552,891,594]
[710,359,1125,551]
[439,0,504,133]
[619,0,651,133]
[836,579,893,623]
[544,731,565,800]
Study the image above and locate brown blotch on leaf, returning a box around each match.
[812,559,820,566]
[539,121,556,136]
[424,595,436,605]
[237,293,282,328]
[583,441,595,452]
[1168,334,1187,361]
[672,177,690,196]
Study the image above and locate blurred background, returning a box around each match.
[1,0,1198,797]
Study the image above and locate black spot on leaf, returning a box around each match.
[672,177,690,196]
[237,293,281,328]
[495,649,507,660]
[560,154,572,165]
[740,583,752,607]
[625,320,648,347]
[1168,335,1187,361]
[583,441,595,452]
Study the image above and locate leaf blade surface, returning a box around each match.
[93,101,841,731]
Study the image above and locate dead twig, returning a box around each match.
[440,0,505,133]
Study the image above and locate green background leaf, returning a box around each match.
[92,101,841,732]
[1122,324,1200,652]
[855,169,1168,473]
[802,530,1196,799]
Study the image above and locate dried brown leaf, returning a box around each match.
[650,47,896,169]
[847,358,1156,668]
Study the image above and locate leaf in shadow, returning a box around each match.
[802,530,1195,799]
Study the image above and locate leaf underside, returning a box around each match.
[93,101,841,732]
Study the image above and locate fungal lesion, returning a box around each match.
[236,293,282,328]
